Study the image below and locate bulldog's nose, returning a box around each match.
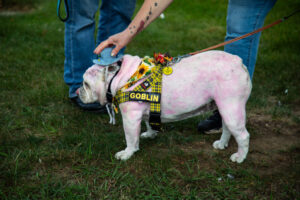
[76,88,79,95]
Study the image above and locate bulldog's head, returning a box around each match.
[78,64,119,105]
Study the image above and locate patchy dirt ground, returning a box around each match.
[169,109,300,175]
[247,111,299,174]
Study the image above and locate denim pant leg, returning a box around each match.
[64,0,99,98]
[224,0,277,80]
[96,0,136,55]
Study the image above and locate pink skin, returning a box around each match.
[82,50,252,163]
[110,55,142,96]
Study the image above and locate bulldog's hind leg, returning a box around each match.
[141,121,158,139]
[216,100,250,163]
[115,103,144,161]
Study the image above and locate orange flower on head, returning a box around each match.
[154,52,173,65]
[165,56,173,62]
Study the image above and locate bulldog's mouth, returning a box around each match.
[78,86,89,103]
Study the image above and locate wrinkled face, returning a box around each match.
[78,64,120,105]
[78,64,105,104]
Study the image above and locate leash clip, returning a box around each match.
[169,54,191,65]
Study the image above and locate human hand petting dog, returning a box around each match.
[94,30,133,57]
[94,0,173,57]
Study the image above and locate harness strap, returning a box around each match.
[148,66,162,130]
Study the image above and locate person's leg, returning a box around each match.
[198,0,276,133]
[64,0,99,98]
[197,110,222,133]
[96,0,136,56]
[224,0,277,79]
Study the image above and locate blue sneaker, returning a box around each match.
[198,110,222,134]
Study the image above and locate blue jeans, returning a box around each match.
[64,0,136,98]
[224,0,277,80]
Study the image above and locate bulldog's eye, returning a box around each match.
[108,65,118,72]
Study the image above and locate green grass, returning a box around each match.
[1,0,300,199]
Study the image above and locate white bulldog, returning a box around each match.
[78,51,252,163]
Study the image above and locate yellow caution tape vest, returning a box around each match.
[113,59,163,130]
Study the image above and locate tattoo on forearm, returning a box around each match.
[137,20,145,33]
[129,25,136,34]
[128,1,159,35]
[146,6,152,21]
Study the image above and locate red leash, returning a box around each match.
[189,9,300,55]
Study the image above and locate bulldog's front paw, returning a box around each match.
[213,140,228,150]
[230,152,246,163]
[115,149,136,161]
[141,131,157,139]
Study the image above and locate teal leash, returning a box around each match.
[57,0,69,22]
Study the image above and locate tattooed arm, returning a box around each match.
[128,0,173,35]
[94,0,173,56]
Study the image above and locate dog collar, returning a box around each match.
[106,69,120,104]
